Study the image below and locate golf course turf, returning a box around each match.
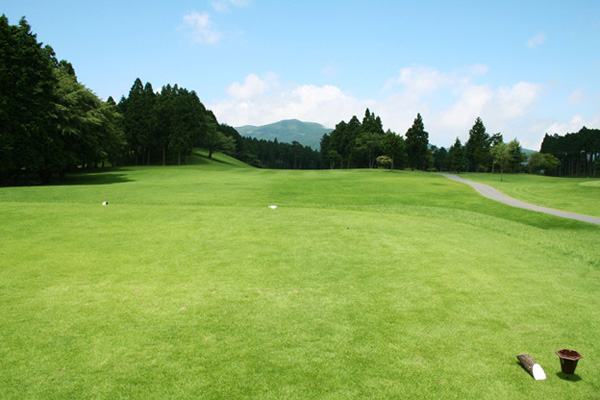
[1,151,599,399]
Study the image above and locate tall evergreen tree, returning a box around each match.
[404,113,429,170]
[507,139,525,172]
[446,138,466,172]
[466,117,491,172]
[0,15,57,184]
[123,78,145,164]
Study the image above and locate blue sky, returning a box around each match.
[4,0,599,149]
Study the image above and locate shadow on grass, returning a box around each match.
[188,151,239,167]
[556,372,582,382]
[60,169,134,185]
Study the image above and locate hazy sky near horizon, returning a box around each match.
[4,0,599,149]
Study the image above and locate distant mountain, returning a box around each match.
[235,119,332,150]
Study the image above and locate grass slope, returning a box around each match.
[461,173,600,217]
[1,157,599,399]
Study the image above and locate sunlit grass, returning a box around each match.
[1,154,599,399]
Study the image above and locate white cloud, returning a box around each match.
[212,74,370,128]
[494,82,542,119]
[180,11,221,45]
[212,0,249,12]
[544,114,597,136]
[527,32,546,48]
[211,65,547,148]
[226,73,272,99]
[439,85,495,130]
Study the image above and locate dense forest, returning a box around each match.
[1,15,599,186]
[540,127,600,177]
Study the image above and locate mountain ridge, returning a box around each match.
[234,119,332,149]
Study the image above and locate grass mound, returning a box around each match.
[1,163,598,399]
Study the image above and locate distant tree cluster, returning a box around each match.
[116,78,234,166]
[438,117,525,175]
[540,127,599,176]
[216,125,321,169]
[320,109,414,171]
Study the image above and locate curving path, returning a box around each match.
[437,173,600,225]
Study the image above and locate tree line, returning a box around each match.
[3,16,598,185]
[318,111,599,178]
[1,15,125,184]
[320,109,414,170]
[0,16,320,185]
[540,127,600,177]
[319,111,535,177]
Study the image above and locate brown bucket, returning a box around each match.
[556,349,583,375]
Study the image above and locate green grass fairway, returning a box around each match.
[2,153,599,399]
[461,173,600,218]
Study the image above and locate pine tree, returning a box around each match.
[466,117,491,172]
[404,113,429,170]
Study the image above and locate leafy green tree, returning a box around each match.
[490,141,509,181]
[527,152,560,174]
[404,113,429,170]
[54,66,98,170]
[466,117,491,172]
[381,130,406,171]
[376,155,392,169]
[201,111,235,159]
[355,130,383,168]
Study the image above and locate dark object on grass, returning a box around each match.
[556,349,583,375]
[102,201,109,206]
[517,354,546,380]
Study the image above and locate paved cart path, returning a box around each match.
[437,173,600,225]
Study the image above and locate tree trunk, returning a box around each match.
[162,146,166,166]
[517,354,546,380]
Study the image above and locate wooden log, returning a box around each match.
[517,354,546,380]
